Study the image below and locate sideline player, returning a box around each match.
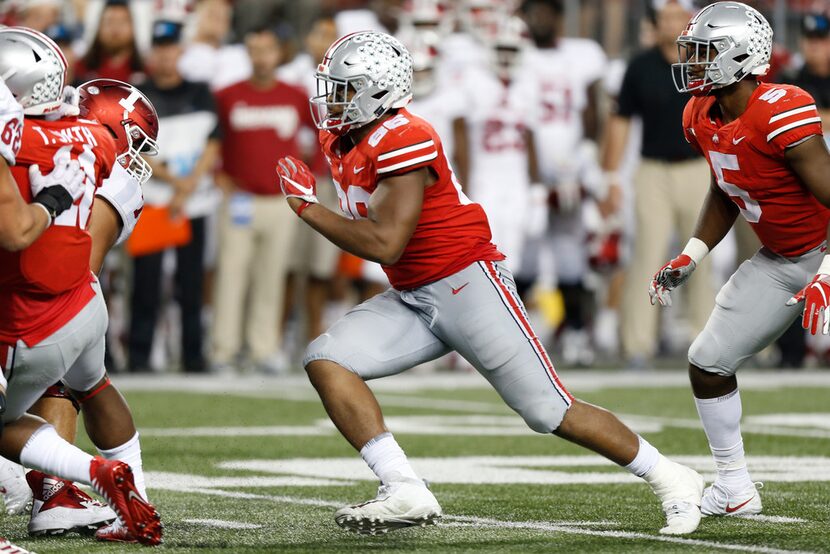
[278,31,705,536]
[0,27,161,545]
[650,2,830,516]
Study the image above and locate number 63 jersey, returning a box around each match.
[0,116,117,346]
[682,82,828,257]
[320,108,504,290]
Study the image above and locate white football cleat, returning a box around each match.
[27,470,116,536]
[0,458,32,515]
[644,456,704,535]
[701,481,763,517]
[335,478,442,535]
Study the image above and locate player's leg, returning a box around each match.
[429,260,703,534]
[0,293,161,544]
[304,290,450,534]
[687,246,821,516]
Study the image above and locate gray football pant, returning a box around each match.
[689,244,823,376]
[305,260,573,433]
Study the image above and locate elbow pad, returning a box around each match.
[94,163,144,246]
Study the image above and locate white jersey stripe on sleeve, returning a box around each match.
[766,117,822,142]
[768,104,817,124]
[377,140,434,161]
[376,151,438,174]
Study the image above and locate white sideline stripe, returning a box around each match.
[768,104,817,124]
[159,484,810,553]
[183,519,263,529]
[447,516,813,554]
[767,117,822,141]
[377,139,434,161]
[141,426,330,437]
[738,515,806,524]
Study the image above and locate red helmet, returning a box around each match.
[77,79,159,184]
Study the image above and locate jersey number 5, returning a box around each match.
[709,151,761,223]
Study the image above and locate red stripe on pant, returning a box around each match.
[484,261,573,402]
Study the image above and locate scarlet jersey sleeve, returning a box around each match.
[757,86,823,156]
[0,79,23,165]
[374,122,439,178]
[681,97,704,155]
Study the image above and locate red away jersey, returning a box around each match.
[0,116,116,346]
[683,83,828,257]
[320,108,504,290]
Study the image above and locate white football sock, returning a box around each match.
[98,432,147,500]
[19,424,92,485]
[695,389,753,490]
[625,435,660,477]
[360,432,421,485]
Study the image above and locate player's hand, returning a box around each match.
[276,155,317,205]
[648,254,696,307]
[787,273,830,335]
[30,154,86,218]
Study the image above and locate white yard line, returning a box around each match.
[737,515,807,524]
[183,519,263,529]
[159,484,813,553]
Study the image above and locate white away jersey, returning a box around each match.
[95,162,144,246]
[407,83,466,163]
[518,38,606,182]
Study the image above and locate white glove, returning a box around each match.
[44,86,80,120]
[29,153,86,202]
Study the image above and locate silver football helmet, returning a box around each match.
[491,16,528,82]
[0,27,67,116]
[672,1,773,96]
[310,31,413,134]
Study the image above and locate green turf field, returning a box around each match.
[4,370,829,553]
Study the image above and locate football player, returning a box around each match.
[0,77,85,252]
[0,28,161,545]
[277,31,705,536]
[650,1,830,516]
[0,78,158,540]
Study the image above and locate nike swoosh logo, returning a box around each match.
[725,495,755,513]
[286,177,315,195]
[732,136,746,145]
[354,166,365,174]
[452,283,469,295]
[127,490,143,503]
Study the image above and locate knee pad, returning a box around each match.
[519,400,568,434]
[688,331,735,377]
[42,382,81,413]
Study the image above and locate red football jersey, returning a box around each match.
[320,108,504,290]
[0,116,117,346]
[683,83,828,257]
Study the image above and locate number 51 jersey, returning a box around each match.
[683,82,827,257]
[320,108,504,290]
[0,116,117,346]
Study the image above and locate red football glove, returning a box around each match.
[276,155,318,204]
[648,254,696,307]
[787,273,830,335]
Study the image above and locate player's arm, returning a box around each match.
[0,157,50,251]
[598,114,630,217]
[784,135,830,333]
[278,156,424,265]
[451,117,469,191]
[649,174,738,307]
[88,199,121,274]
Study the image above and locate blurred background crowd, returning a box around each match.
[2,0,828,375]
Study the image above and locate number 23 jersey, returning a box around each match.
[683,82,827,257]
[0,116,116,346]
[320,108,504,290]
